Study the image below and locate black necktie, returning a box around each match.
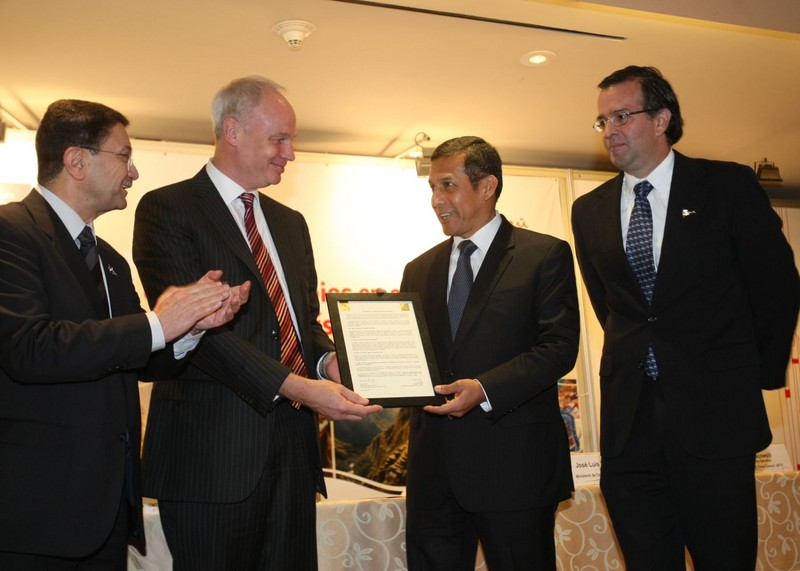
[448,240,477,340]
[626,181,658,379]
[77,226,108,310]
[77,226,99,271]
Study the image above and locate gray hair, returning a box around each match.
[211,76,284,139]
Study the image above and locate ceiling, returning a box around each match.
[2,0,799,189]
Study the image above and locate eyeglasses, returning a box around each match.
[80,146,134,171]
[592,109,658,133]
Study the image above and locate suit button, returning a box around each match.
[647,316,658,322]
[444,369,454,377]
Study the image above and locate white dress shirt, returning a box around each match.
[448,211,502,298]
[37,185,168,352]
[449,211,503,411]
[620,150,675,269]
[206,161,329,378]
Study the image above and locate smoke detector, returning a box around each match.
[272,20,315,50]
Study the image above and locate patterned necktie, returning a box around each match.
[448,240,477,340]
[77,226,108,312]
[626,180,658,379]
[240,193,307,380]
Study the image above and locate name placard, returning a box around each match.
[571,452,602,486]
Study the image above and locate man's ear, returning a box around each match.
[222,117,241,147]
[481,175,498,201]
[62,147,86,180]
[654,108,672,137]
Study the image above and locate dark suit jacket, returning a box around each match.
[571,151,800,459]
[132,167,333,504]
[400,216,579,512]
[0,190,175,558]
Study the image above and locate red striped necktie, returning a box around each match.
[240,193,308,382]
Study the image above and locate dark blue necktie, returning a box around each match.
[448,240,477,340]
[626,181,658,379]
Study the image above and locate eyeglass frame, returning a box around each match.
[592,108,659,133]
[79,146,134,171]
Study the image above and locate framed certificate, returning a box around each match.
[326,293,443,407]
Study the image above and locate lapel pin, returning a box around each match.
[107,264,117,276]
[681,209,696,218]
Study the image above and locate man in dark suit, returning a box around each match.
[571,66,800,570]
[132,76,382,570]
[401,136,580,570]
[0,99,248,570]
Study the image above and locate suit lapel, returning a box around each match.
[188,169,312,348]
[593,175,646,299]
[452,218,514,349]
[426,240,453,346]
[596,172,690,308]
[96,239,136,316]
[653,152,710,304]
[22,190,108,317]
[260,194,305,322]
[599,176,628,264]
[191,170,266,294]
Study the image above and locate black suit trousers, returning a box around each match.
[600,377,757,571]
[407,493,558,571]
[157,403,319,571]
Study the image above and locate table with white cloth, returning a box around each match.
[128,470,800,571]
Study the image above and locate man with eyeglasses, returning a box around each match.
[0,99,250,570]
[78,145,135,172]
[571,66,800,570]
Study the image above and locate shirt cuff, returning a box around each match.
[475,379,493,412]
[146,312,206,359]
[146,312,166,352]
[316,352,333,380]
[173,330,205,360]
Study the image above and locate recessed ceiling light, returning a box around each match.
[520,50,557,67]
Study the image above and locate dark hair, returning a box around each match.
[431,136,504,198]
[598,65,683,145]
[36,99,129,185]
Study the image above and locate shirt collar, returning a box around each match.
[453,211,502,254]
[623,149,675,198]
[37,185,93,242]
[206,160,256,206]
